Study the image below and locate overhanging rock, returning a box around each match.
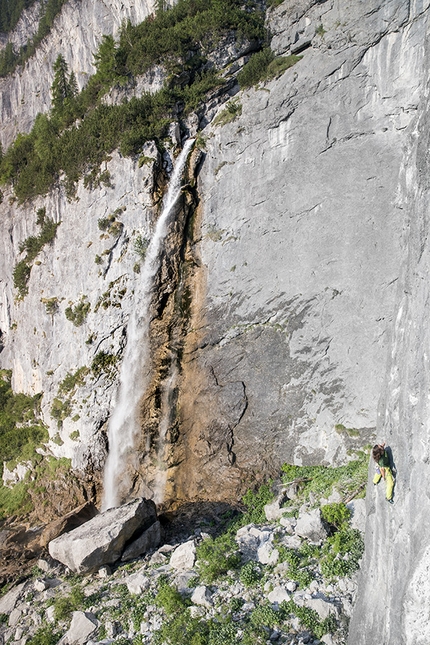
[48,498,157,573]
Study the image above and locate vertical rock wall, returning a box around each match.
[349,8,430,643]
[172,0,424,501]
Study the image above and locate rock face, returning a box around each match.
[48,498,158,573]
[1,1,430,640]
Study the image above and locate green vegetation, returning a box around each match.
[13,207,60,298]
[213,98,242,126]
[237,48,302,88]
[65,297,90,326]
[0,369,47,478]
[91,351,118,380]
[134,234,150,261]
[41,297,59,315]
[281,453,368,503]
[53,586,85,621]
[321,501,351,529]
[27,625,61,645]
[241,479,274,524]
[239,561,261,587]
[50,397,72,426]
[196,531,241,583]
[94,278,126,312]
[0,0,265,202]
[0,0,69,77]
[58,367,89,396]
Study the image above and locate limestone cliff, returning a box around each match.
[1,0,430,638]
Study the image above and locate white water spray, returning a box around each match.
[102,139,195,510]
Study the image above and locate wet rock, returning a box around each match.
[48,498,157,573]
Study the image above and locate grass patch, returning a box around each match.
[237,48,302,88]
[213,98,242,126]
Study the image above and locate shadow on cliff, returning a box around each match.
[159,500,243,544]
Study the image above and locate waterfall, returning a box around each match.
[102,138,195,511]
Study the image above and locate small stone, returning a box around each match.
[15,628,24,641]
[46,606,56,623]
[126,572,149,595]
[190,606,205,618]
[98,565,111,578]
[8,608,22,628]
[286,581,297,592]
[37,559,51,573]
[149,551,167,566]
[34,579,48,592]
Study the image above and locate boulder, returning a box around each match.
[40,502,99,548]
[264,491,289,521]
[169,540,196,570]
[306,596,338,621]
[121,520,161,561]
[48,498,157,573]
[125,572,149,595]
[267,586,290,604]
[191,585,213,607]
[0,582,27,614]
[295,508,327,544]
[57,611,98,645]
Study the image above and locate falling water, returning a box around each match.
[102,138,195,510]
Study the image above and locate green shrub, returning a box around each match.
[213,99,242,126]
[321,502,351,530]
[320,528,364,580]
[281,455,368,503]
[53,586,85,622]
[250,603,279,629]
[239,561,261,587]
[0,370,47,475]
[27,625,61,645]
[41,297,59,315]
[91,351,118,380]
[134,234,150,261]
[241,480,274,524]
[50,397,72,425]
[155,582,187,616]
[238,49,301,88]
[65,297,90,326]
[196,532,241,583]
[59,367,89,395]
[13,213,60,298]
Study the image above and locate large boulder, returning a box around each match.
[48,498,157,573]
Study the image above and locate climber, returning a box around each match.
[372,442,394,504]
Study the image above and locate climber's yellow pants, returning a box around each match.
[373,467,394,501]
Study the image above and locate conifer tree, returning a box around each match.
[51,53,74,112]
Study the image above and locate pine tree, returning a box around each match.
[51,53,73,112]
